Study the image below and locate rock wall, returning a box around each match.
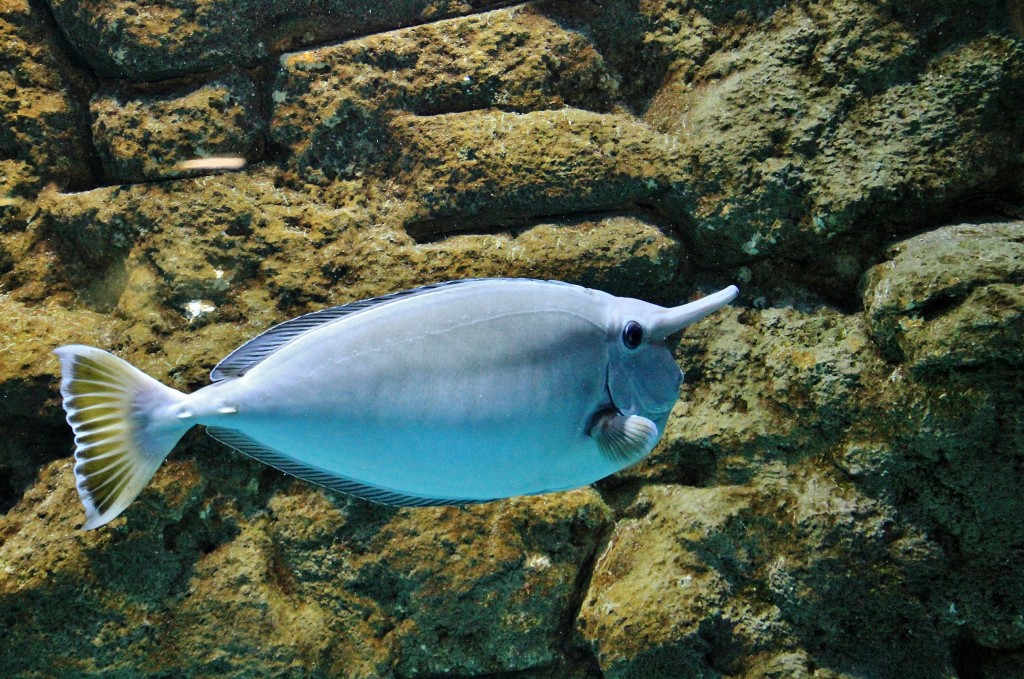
[1,0,1023,677]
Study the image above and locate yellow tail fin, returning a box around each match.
[54,346,190,529]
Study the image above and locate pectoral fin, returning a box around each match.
[588,412,660,464]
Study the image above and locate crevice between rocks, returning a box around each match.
[405,205,664,244]
[952,638,1024,679]
[552,510,614,679]
[265,0,534,60]
[26,0,105,191]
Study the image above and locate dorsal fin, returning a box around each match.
[210,279,510,381]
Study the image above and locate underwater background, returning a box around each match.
[2,0,1024,677]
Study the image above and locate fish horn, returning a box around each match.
[649,285,738,340]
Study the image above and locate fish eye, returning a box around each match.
[622,321,644,349]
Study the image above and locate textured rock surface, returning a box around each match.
[637,0,1024,302]
[392,109,686,237]
[271,6,619,182]
[0,460,609,677]
[91,72,265,183]
[0,298,109,512]
[0,0,94,193]
[578,480,950,678]
[863,221,1024,371]
[47,0,517,81]
[2,0,1024,677]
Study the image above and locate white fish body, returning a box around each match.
[55,278,737,529]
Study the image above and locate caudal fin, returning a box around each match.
[53,345,190,529]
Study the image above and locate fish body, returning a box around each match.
[55,278,738,529]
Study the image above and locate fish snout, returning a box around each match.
[648,286,738,340]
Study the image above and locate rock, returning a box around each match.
[0,452,268,676]
[271,6,619,182]
[392,109,684,236]
[862,221,1024,371]
[35,184,153,309]
[155,489,393,678]
[409,214,687,304]
[0,0,95,191]
[0,461,610,676]
[0,160,36,242]
[643,0,1024,301]
[808,34,1024,238]
[0,297,109,512]
[858,369,1024,651]
[365,491,611,675]
[47,0,516,81]
[866,369,1024,652]
[578,485,754,678]
[578,478,953,678]
[90,72,264,183]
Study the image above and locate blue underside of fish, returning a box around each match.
[206,426,492,506]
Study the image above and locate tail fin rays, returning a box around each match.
[54,345,190,530]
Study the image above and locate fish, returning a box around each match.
[172,156,247,172]
[54,278,738,529]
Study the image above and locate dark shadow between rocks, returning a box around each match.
[0,379,72,515]
[406,206,657,243]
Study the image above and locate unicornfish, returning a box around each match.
[55,278,738,529]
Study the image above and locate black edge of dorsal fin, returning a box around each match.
[205,426,488,507]
[209,278,577,381]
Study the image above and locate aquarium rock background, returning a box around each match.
[2,0,1024,677]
